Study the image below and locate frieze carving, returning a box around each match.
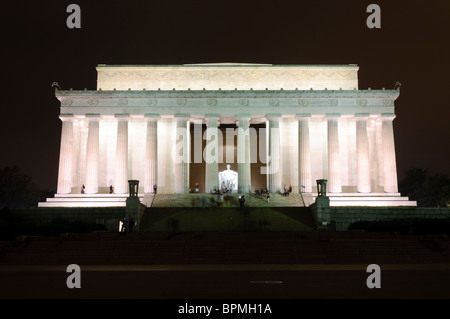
[328,99,338,106]
[177,98,187,106]
[147,98,158,106]
[382,98,394,106]
[88,98,99,106]
[118,98,128,107]
[357,99,367,106]
[207,99,217,106]
[298,99,309,106]
[61,98,72,107]
[269,99,279,106]
[238,99,249,106]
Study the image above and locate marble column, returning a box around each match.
[267,114,281,193]
[115,114,129,194]
[174,114,190,194]
[355,114,371,193]
[204,115,220,193]
[381,113,398,193]
[144,114,159,194]
[297,114,312,193]
[57,114,74,194]
[375,118,384,191]
[237,115,251,193]
[327,114,341,193]
[84,114,100,194]
[367,118,378,192]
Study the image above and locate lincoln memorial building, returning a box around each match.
[39,63,416,207]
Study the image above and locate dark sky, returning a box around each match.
[1,0,449,191]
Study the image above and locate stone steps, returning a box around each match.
[312,193,417,207]
[150,192,305,208]
[38,194,145,208]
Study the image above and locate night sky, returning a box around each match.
[1,0,449,192]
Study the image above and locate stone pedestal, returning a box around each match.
[125,180,144,232]
[312,195,330,230]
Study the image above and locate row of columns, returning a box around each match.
[296,113,398,194]
[56,112,398,195]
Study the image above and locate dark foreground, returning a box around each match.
[1,231,449,299]
[1,265,450,299]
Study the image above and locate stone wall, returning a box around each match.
[13,207,127,231]
[329,207,450,231]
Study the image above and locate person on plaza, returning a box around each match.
[121,216,128,234]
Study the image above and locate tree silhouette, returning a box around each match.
[0,166,53,209]
[399,168,450,207]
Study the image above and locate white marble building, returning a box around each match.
[39,63,416,207]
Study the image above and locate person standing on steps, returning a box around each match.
[239,195,245,207]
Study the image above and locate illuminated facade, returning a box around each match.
[39,63,416,207]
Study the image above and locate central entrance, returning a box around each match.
[189,123,266,193]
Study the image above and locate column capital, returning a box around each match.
[381,113,396,121]
[235,112,251,119]
[325,113,341,119]
[205,114,220,127]
[266,113,281,122]
[354,113,370,120]
[205,118,219,127]
[115,113,130,120]
[296,113,311,120]
[59,114,74,121]
[85,113,101,120]
[174,113,190,121]
[144,113,160,121]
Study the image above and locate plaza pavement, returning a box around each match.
[1,230,449,299]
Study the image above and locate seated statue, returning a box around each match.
[218,165,238,193]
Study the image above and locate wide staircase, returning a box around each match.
[141,192,312,232]
[139,206,315,232]
[150,192,305,208]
